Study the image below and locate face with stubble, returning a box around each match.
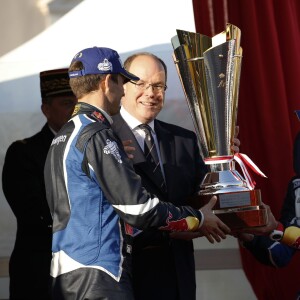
[121,55,166,124]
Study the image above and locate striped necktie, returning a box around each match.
[139,124,166,192]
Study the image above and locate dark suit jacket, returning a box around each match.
[112,113,207,300]
[2,123,54,300]
[294,131,300,175]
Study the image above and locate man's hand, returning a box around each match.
[122,139,135,159]
[240,203,277,235]
[198,196,231,243]
[231,125,240,153]
[232,203,278,242]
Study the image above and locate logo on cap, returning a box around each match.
[98,59,113,72]
[74,52,83,59]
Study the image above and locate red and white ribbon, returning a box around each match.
[204,153,267,190]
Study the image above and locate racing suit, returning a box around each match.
[44,102,203,300]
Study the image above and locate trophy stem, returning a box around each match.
[209,162,231,172]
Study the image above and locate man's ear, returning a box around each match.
[100,74,110,93]
[120,82,128,105]
[41,103,50,118]
[123,81,128,93]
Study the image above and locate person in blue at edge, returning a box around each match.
[238,124,300,299]
[2,68,77,300]
[43,46,234,300]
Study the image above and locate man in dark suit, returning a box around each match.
[2,68,77,300]
[112,52,239,300]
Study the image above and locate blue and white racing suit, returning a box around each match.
[44,102,203,300]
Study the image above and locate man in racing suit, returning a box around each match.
[239,126,300,266]
[44,46,231,300]
[236,127,300,299]
[240,175,300,267]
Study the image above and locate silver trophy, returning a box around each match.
[171,24,267,229]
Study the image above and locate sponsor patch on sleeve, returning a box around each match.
[103,139,122,163]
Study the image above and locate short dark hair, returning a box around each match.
[69,61,105,99]
[69,61,120,98]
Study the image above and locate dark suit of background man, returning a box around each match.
[2,68,77,300]
[112,52,214,300]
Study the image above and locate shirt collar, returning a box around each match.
[48,125,57,135]
[94,105,113,125]
[120,106,155,131]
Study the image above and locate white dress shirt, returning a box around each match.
[120,106,166,178]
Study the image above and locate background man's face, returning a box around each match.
[42,95,77,132]
[122,55,166,124]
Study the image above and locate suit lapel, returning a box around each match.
[155,120,175,166]
[112,114,171,193]
[112,113,145,164]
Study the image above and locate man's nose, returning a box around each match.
[144,84,155,95]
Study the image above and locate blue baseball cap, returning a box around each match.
[68,47,139,81]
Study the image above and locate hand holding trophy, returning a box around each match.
[171,24,268,230]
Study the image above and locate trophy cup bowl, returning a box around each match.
[171,24,268,230]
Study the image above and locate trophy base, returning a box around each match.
[214,206,268,230]
[187,189,268,230]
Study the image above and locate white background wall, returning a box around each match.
[0,1,257,299]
